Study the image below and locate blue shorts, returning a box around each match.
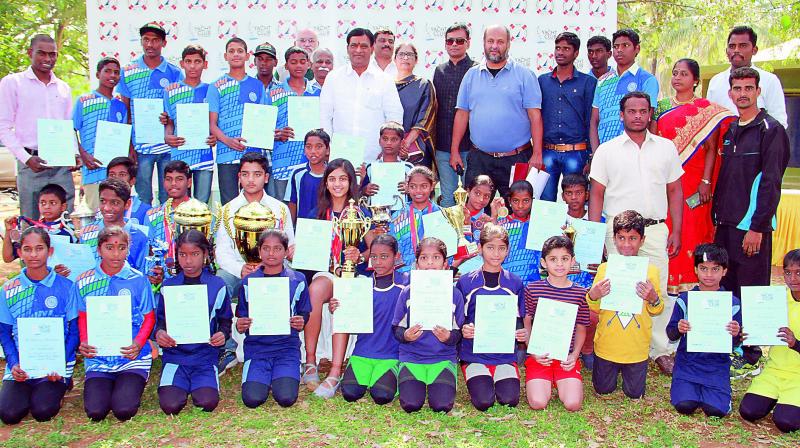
[159,363,219,392]
[670,377,731,415]
[86,369,150,381]
[242,352,300,386]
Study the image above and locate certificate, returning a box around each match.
[49,240,96,281]
[330,133,366,168]
[333,277,373,334]
[291,218,333,272]
[37,119,76,166]
[457,255,484,274]
[247,277,290,336]
[741,286,789,346]
[571,219,607,268]
[601,254,649,315]
[93,121,132,165]
[176,103,210,150]
[687,291,732,353]
[473,295,517,354]
[525,200,567,251]
[132,98,164,144]
[421,211,458,257]
[528,298,579,361]
[17,317,66,378]
[162,285,210,344]
[287,97,320,141]
[86,295,132,357]
[241,103,278,149]
[370,162,406,208]
[409,270,453,330]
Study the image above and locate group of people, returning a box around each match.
[0,19,796,434]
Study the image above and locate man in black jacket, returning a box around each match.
[712,67,790,296]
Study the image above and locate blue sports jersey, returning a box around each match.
[456,269,525,365]
[117,56,183,155]
[71,262,155,374]
[157,271,232,366]
[497,217,541,283]
[0,268,78,380]
[283,163,323,220]
[389,202,442,273]
[128,195,152,225]
[73,91,129,184]
[592,64,659,144]
[207,74,267,164]
[164,82,214,171]
[266,81,320,180]
[237,267,311,358]
[352,271,409,360]
[79,219,150,273]
[145,203,174,246]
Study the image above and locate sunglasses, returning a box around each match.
[445,38,467,46]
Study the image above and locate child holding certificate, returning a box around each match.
[495,180,540,284]
[74,226,156,421]
[285,129,330,223]
[524,236,590,411]
[392,237,465,413]
[330,234,408,404]
[739,249,800,433]
[0,228,78,425]
[236,230,311,408]
[586,211,663,399]
[390,166,442,273]
[360,122,413,197]
[155,230,232,415]
[666,243,742,418]
[457,224,527,411]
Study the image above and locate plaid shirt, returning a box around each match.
[432,56,476,153]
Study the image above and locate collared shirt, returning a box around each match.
[266,80,321,180]
[589,131,684,220]
[284,163,324,220]
[456,59,542,153]
[588,67,612,80]
[433,56,477,153]
[538,67,596,144]
[117,56,183,155]
[706,64,788,127]
[163,81,214,171]
[592,63,659,144]
[371,58,398,77]
[0,67,72,163]
[320,64,404,161]
[207,74,267,165]
[73,91,128,184]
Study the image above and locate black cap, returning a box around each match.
[139,21,167,39]
[253,42,277,58]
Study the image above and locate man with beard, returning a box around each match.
[450,24,544,201]
[371,28,397,76]
[309,47,334,91]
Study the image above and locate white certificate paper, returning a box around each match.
[86,295,132,357]
[409,270,453,330]
[18,317,66,378]
[741,285,789,346]
[686,291,733,353]
[330,133,366,168]
[247,277,290,336]
[287,96,320,141]
[421,211,458,257]
[571,219,607,268]
[93,121,132,164]
[37,119,77,166]
[176,103,210,150]
[601,254,649,315]
[525,200,567,251]
[162,285,210,344]
[370,162,406,208]
[132,98,164,144]
[528,298,579,361]
[291,218,334,272]
[473,295,517,354]
[333,277,373,334]
[241,103,278,149]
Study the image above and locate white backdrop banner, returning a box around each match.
[88,0,616,79]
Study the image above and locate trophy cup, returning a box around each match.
[359,194,402,232]
[441,179,478,260]
[228,202,276,263]
[332,199,372,278]
[563,221,582,274]
[174,198,214,239]
[70,194,97,233]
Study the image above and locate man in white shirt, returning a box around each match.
[371,28,398,77]
[706,25,787,127]
[320,28,403,161]
[589,91,684,376]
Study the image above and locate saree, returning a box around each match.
[655,98,735,294]
[396,75,437,167]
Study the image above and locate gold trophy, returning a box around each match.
[225,202,276,263]
[441,179,478,260]
[332,199,372,278]
[359,194,402,232]
[563,221,582,274]
[174,198,214,239]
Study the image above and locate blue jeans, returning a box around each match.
[135,153,171,205]
[266,177,288,202]
[541,149,588,202]
[217,164,240,205]
[435,150,468,207]
[192,170,213,204]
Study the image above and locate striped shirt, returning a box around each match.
[525,279,590,352]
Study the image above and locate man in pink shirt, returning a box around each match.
[0,34,75,219]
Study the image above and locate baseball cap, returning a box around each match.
[139,22,167,39]
[253,42,277,58]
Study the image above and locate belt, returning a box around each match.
[473,142,532,158]
[544,142,588,152]
[24,147,38,156]
[644,219,666,227]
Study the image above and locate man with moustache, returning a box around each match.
[320,28,403,161]
[0,34,76,219]
[586,35,612,80]
[371,28,398,76]
[309,47,334,91]
[450,24,544,201]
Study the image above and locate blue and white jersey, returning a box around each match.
[389,201,443,273]
[164,81,214,171]
[73,91,129,184]
[284,163,323,220]
[497,217,541,284]
[207,74,267,164]
[79,219,150,273]
[265,80,320,180]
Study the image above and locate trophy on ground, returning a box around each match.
[332,199,372,278]
[441,179,478,260]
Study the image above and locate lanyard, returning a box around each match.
[408,201,433,250]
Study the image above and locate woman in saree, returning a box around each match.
[652,58,736,294]
[394,42,437,168]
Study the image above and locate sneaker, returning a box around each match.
[217,351,239,377]
[313,376,341,399]
[730,353,761,379]
[580,352,595,371]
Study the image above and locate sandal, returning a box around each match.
[313,375,341,399]
[302,363,321,390]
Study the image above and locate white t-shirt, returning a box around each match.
[706,64,787,127]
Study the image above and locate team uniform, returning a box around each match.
[237,267,311,408]
[592,64,659,144]
[73,262,156,421]
[457,269,526,411]
[666,287,742,417]
[79,219,150,273]
[389,201,443,273]
[128,195,152,226]
[8,217,78,261]
[497,215,541,284]
[0,268,77,425]
[284,163,324,220]
[392,281,465,413]
[341,271,409,405]
[156,271,232,415]
[72,91,128,185]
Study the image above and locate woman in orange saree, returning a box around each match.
[653,58,735,294]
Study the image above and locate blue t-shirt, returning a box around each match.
[73,91,129,184]
[283,163,323,220]
[389,202,442,273]
[164,81,214,171]
[79,219,150,273]
[266,80,321,180]
[117,56,183,155]
[592,64,659,144]
[497,217,541,284]
[128,195,152,225]
[352,271,409,360]
[207,74,267,164]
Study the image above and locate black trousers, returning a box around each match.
[714,225,772,297]
[465,148,533,203]
[0,380,67,424]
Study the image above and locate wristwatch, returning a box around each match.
[700,178,711,185]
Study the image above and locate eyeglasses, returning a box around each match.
[396,51,417,59]
[446,38,467,46]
